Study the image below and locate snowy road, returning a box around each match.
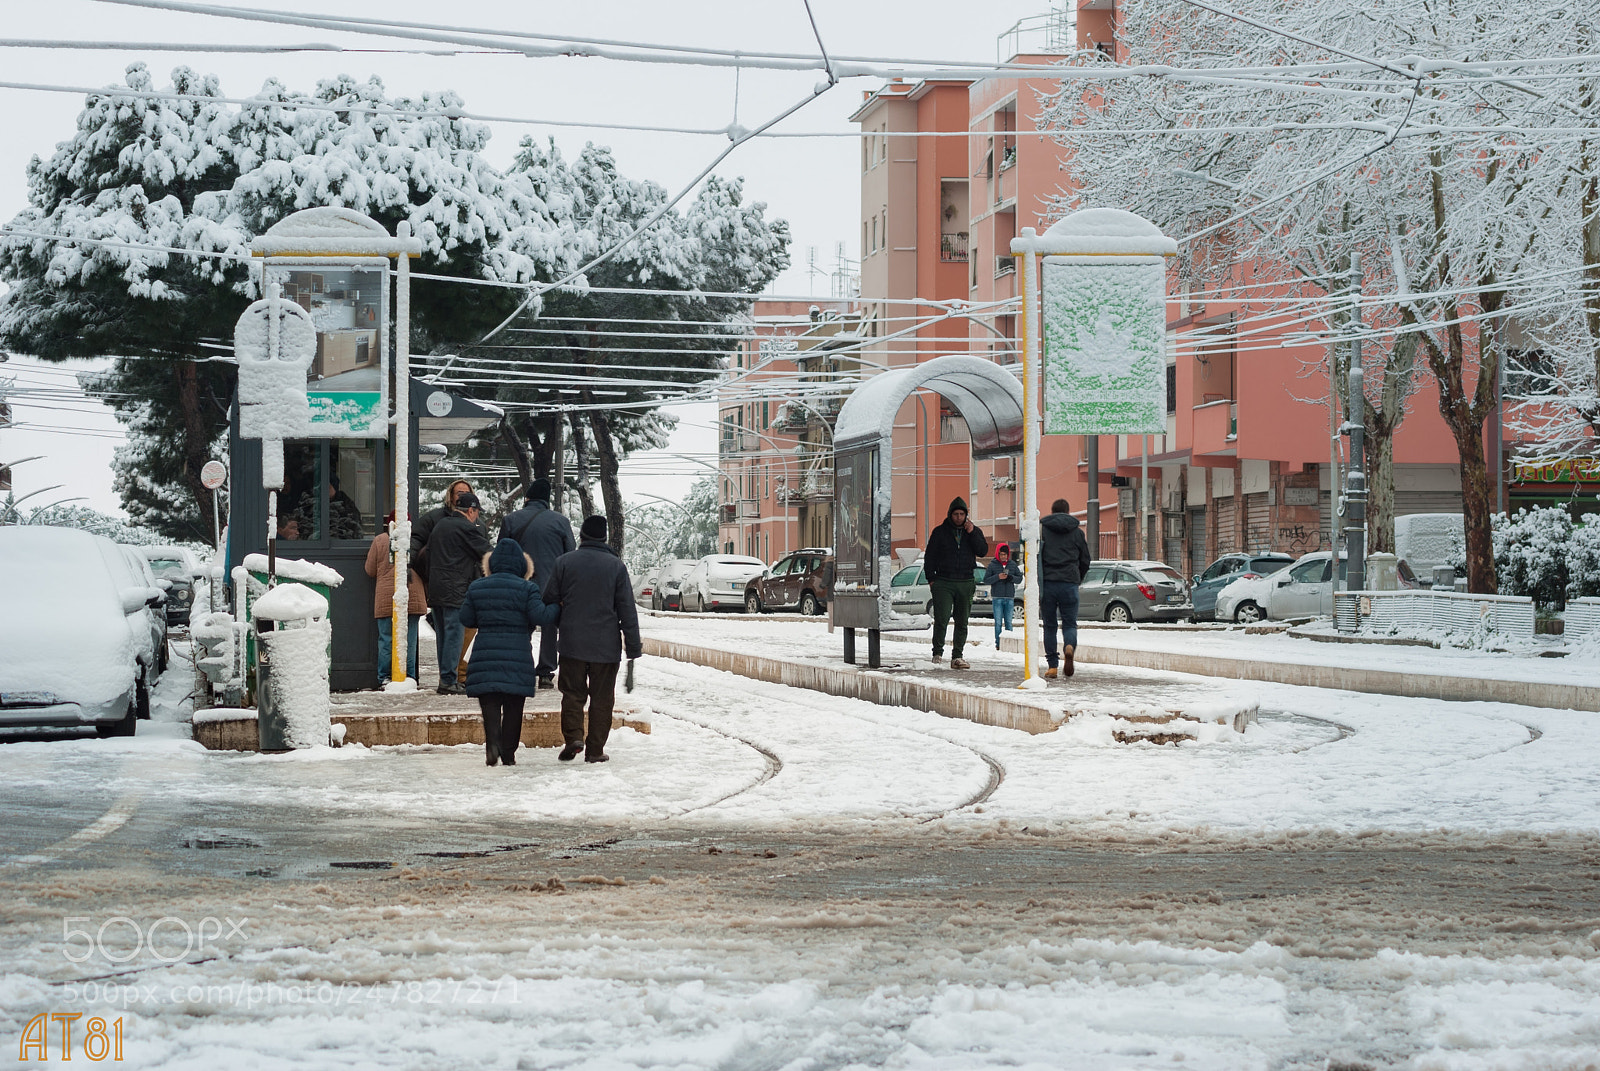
[2,631,1599,1068]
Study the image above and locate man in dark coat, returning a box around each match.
[541,515,643,763]
[1039,497,1093,678]
[922,496,988,669]
[412,478,488,686]
[459,539,560,766]
[424,492,493,694]
[410,478,474,558]
[499,477,576,688]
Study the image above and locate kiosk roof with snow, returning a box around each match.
[830,355,1025,653]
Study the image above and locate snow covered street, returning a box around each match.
[2,626,1599,1068]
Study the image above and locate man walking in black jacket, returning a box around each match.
[500,477,576,688]
[1039,497,1093,679]
[424,492,493,694]
[541,515,643,763]
[923,496,988,669]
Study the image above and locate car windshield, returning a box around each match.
[1141,566,1183,583]
[146,559,188,579]
[1252,558,1292,574]
[715,558,764,567]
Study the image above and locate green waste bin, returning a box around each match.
[240,567,335,701]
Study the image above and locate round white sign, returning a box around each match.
[200,460,228,490]
[425,391,453,417]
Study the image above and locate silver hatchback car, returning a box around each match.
[1078,560,1191,623]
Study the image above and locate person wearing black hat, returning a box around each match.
[540,514,643,763]
[423,491,493,694]
[498,477,576,688]
[922,496,988,669]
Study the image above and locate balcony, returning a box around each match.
[998,146,1017,172]
[719,503,737,524]
[1192,399,1238,456]
[940,232,969,263]
[739,499,760,519]
[995,254,1016,277]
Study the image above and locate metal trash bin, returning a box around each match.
[252,583,332,751]
[1432,565,1456,590]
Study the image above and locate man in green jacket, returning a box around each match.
[922,496,988,669]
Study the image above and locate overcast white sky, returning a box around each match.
[0,0,1045,518]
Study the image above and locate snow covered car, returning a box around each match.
[108,543,170,676]
[136,545,207,626]
[0,526,159,735]
[680,554,768,612]
[651,559,699,611]
[1214,571,1282,624]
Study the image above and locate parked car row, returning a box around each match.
[639,550,835,616]
[1214,551,1420,623]
[636,543,1419,627]
[0,529,214,736]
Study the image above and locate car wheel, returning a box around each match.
[799,592,819,617]
[652,594,662,612]
[136,673,151,720]
[745,591,762,614]
[1234,601,1263,624]
[1106,603,1132,624]
[157,638,170,675]
[97,700,137,738]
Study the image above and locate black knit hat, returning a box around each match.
[527,477,552,502]
[947,496,969,519]
[581,514,607,541]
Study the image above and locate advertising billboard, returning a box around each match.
[833,444,877,588]
[1042,257,1167,436]
[263,259,389,438]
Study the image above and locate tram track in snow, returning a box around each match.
[642,657,1006,822]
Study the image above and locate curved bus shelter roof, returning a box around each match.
[833,355,1024,458]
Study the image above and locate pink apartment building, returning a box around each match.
[716,3,1592,575]
[716,299,857,561]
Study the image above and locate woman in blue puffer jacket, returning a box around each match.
[459,539,561,766]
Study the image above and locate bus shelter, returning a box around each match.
[831,355,1024,666]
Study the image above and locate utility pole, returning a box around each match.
[1342,253,1367,595]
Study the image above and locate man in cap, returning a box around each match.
[541,514,642,763]
[499,477,576,688]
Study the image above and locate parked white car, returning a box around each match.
[1214,572,1283,624]
[0,526,158,735]
[1260,551,1419,620]
[681,554,768,612]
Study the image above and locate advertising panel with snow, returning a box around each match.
[1041,257,1166,436]
[833,445,876,588]
[264,259,389,438]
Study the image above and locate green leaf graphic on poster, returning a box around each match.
[1042,259,1167,435]
[308,391,385,436]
